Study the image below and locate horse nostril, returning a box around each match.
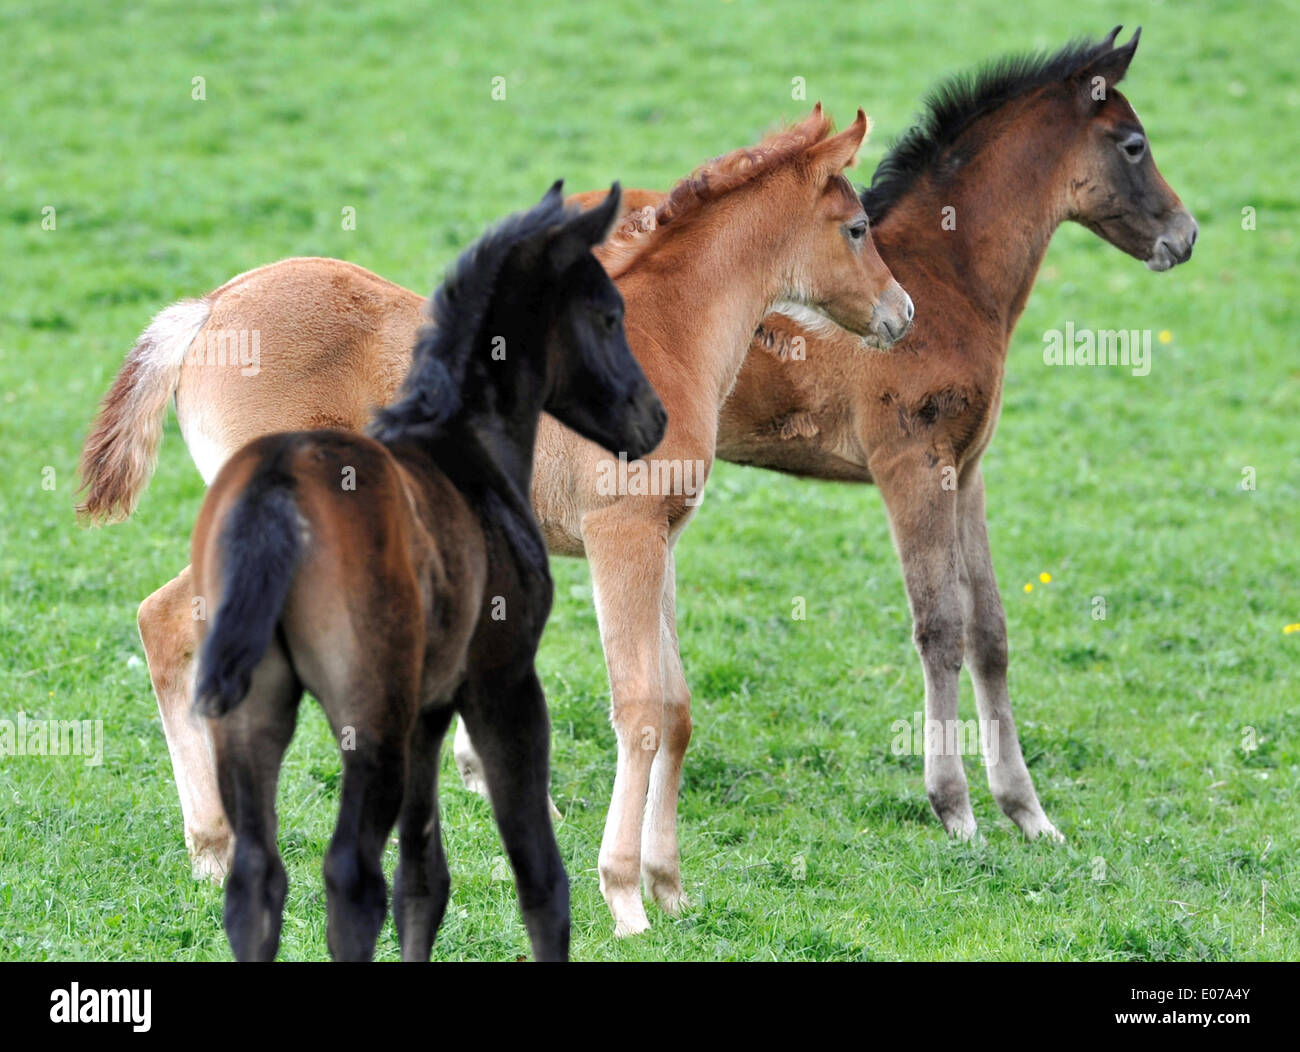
[903,294,915,322]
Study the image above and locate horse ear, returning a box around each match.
[1070,27,1140,105]
[547,183,623,272]
[512,181,569,269]
[1121,25,1141,60]
[569,182,624,246]
[806,108,871,176]
[541,179,565,207]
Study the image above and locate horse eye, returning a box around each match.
[602,311,619,332]
[847,221,868,241]
[1120,135,1146,162]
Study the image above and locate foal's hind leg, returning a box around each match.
[957,470,1062,841]
[641,551,692,914]
[876,450,977,839]
[139,564,232,880]
[209,638,301,961]
[460,672,569,961]
[393,705,455,962]
[322,706,411,962]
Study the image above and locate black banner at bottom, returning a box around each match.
[0,961,1293,1039]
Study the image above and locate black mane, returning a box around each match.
[862,33,1123,222]
[369,189,566,445]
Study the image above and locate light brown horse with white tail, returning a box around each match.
[79,106,911,937]
[193,184,665,961]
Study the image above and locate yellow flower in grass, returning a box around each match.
[1284,623,1300,634]
[1158,330,1173,344]
[1023,583,1034,593]
[1039,572,1052,584]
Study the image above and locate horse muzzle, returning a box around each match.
[866,282,915,348]
[1146,210,1198,272]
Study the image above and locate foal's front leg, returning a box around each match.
[459,672,570,962]
[582,505,671,937]
[640,551,692,913]
[138,564,232,880]
[877,450,976,838]
[957,470,1062,841]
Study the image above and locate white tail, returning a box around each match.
[77,299,211,523]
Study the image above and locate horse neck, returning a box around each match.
[442,315,547,517]
[628,188,806,403]
[878,110,1070,344]
[456,414,537,500]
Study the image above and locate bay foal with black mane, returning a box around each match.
[189,184,665,961]
[716,27,1197,839]
[80,106,910,937]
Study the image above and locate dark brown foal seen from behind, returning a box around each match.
[189,184,666,961]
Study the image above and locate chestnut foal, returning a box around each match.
[190,184,665,961]
[534,107,910,935]
[717,28,1197,839]
[79,106,911,937]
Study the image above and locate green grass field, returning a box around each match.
[1,0,1296,961]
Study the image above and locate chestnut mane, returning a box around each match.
[598,107,839,279]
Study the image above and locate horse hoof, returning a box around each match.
[605,887,651,937]
[1025,818,1065,843]
[190,847,230,884]
[650,885,689,916]
[458,766,489,798]
[943,814,979,841]
[613,915,651,938]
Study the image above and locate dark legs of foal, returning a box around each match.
[216,657,563,961]
[460,671,570,962]
[211,641,302,962]
[322,695,413,962]
[393,706,455,961]
[875,452,1060,842]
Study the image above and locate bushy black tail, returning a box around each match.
[194,461,303,717]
